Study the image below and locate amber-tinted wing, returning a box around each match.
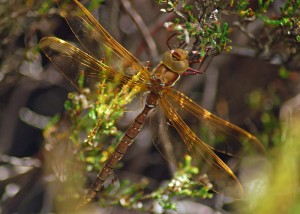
[155,88,264,199]
[40,37,147,94]
[58,0,150,80]
[40,0,151,94]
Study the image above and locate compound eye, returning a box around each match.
[172,60,189,73]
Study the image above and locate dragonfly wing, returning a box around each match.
[57,0,151,82]
[155,88,264,199]
[163,88,264,155]
[40,37,148,95]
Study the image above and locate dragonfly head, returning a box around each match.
[152,49,189,87]
[162,49,189,75]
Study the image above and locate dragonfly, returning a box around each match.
[40,0,264,208]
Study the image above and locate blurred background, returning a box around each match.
[0,0,299,213]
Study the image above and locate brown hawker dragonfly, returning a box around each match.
[40,0,264,207]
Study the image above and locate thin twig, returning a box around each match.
[120,0,158,60]
[201,66,219,111]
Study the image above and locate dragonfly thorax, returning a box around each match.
[152,64,180,87]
